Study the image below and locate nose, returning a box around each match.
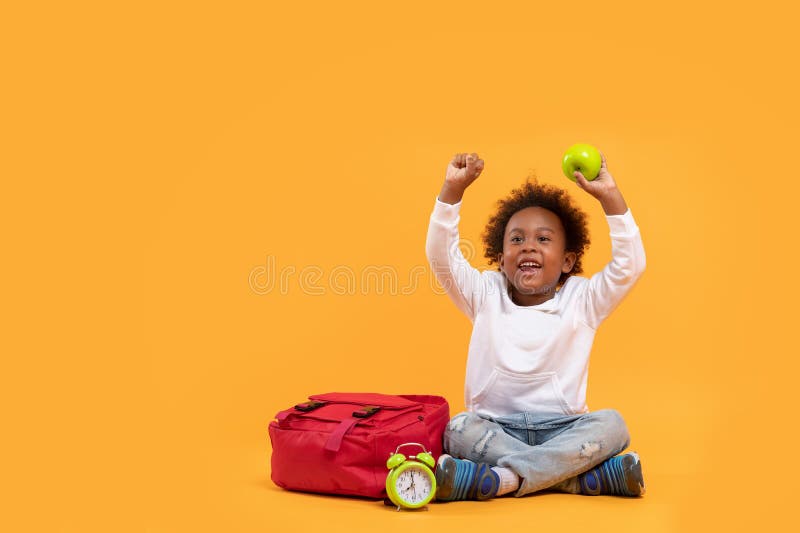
[522,237,537,253]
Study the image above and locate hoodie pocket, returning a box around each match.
[472,368,574,415]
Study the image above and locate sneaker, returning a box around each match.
[435,454,499,501]
[622,452,646,496]
[578,452,646,497]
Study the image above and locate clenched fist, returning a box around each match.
[446,152,484,189]
[439,152,484,204]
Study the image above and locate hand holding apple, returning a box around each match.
[572,150,618,198]
[571,151,629,215]
[562,143,602,182]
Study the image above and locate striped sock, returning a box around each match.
[578,452,646,497]
[435,455,499,501]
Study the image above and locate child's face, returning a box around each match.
[498,207,577,306]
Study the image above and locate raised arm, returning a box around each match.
[572,152,646,328]
[425,153,490,322]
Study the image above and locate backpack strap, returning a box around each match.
[324,406,381,452]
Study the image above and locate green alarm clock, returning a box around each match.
[385,443,437,510]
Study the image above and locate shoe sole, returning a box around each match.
[435,455,459,501]
[623,452,646,497]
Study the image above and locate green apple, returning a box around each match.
[562,143,602,182]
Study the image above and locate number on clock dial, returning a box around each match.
[394,467,432,504]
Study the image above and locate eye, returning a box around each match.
[510,236,523,243]
[538,237,550,242]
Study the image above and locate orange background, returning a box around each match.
[3,1,798,531]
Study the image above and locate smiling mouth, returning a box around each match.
[517,261,542,273]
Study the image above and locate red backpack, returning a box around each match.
[268,392,450,498]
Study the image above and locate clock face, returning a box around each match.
[392,465,434,505]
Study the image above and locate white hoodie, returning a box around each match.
[425,197,646,417]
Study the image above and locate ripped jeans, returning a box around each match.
[443,409,631,496]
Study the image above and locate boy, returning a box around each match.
[425,152,646,500]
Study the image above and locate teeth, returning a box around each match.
[519,262,540,268]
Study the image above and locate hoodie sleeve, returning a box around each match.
[425,197,489,322]
[578,208,647,329]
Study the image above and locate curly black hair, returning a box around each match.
[482,176,591,287]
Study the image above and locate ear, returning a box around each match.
[562,251,577,273]
[498,252,504,268]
